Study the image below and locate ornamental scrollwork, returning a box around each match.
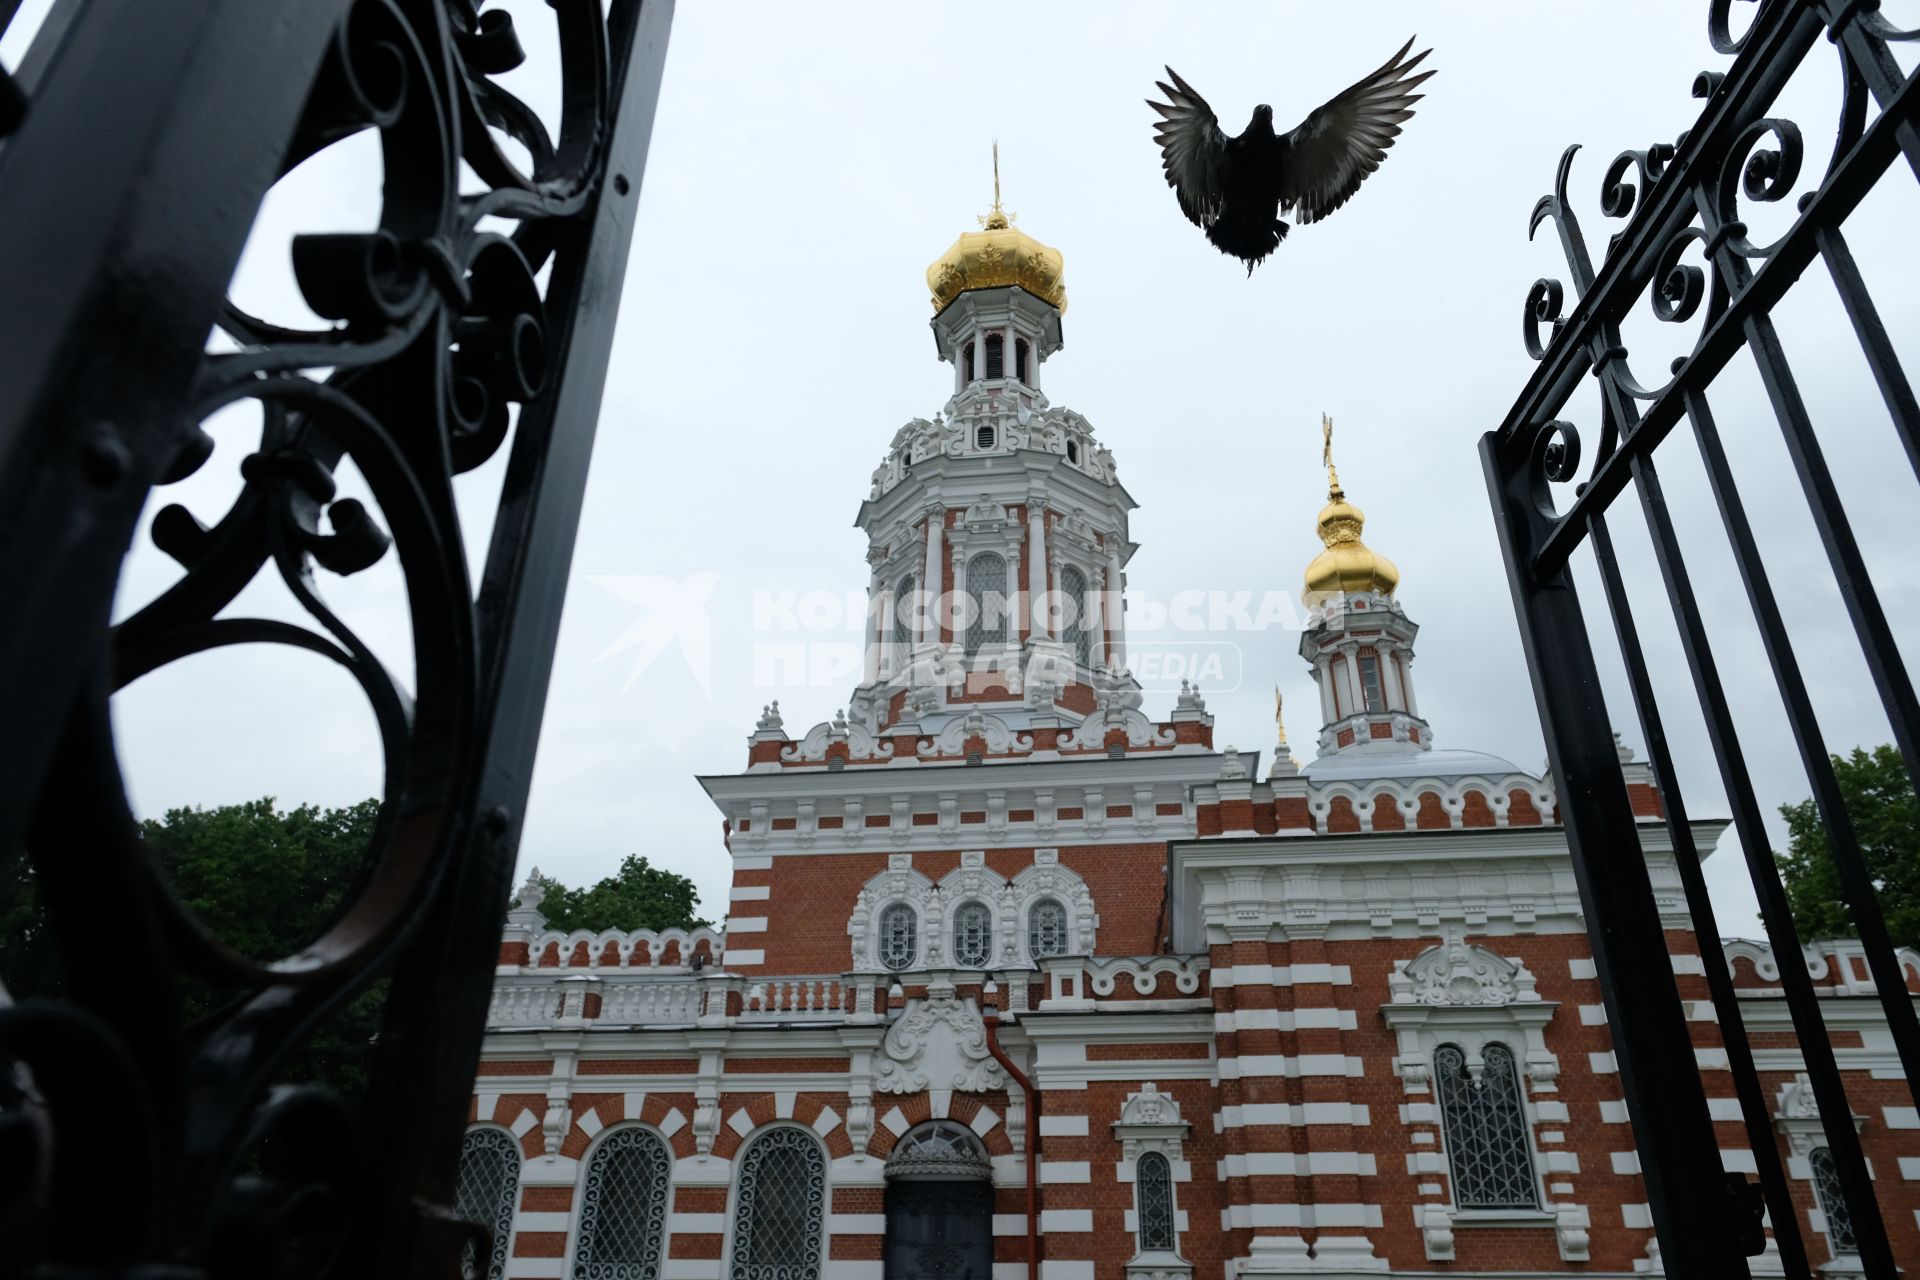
[0,1,667,1274]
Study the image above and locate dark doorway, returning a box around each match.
[883,1121,994,1279]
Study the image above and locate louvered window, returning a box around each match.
[1060,566,1091,668]
[1435,1043,1539,1209]
[878,903,917,971]
[1135,1151,1177,1251]
[574,1128,671,1279]
[963,344,975,382]
[953,901,993,967]
[1066,439,1079,464]
[1809,1147,1859,1254]
[892,576,916,653]
[966,553,1008,654]
[1027,897,1068,960]
[984,332,1004,378]
[729,1129,826,1280]
[1015,338,1030,382]
[455,1129,520,1280]
[1359,651,1386,713]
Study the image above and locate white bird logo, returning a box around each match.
[586,573,720,695]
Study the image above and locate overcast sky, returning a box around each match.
[16,2,1915,939]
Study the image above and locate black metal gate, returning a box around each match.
[1482,1,1919,1277]
[0,1,671,1276]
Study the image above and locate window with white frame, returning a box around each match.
[573,1127,671,1280]
[952,900,993,967]
[1435,1042,1539,1209]
[1112,1083,1189,1274]
[729,1128,826,1280]
[1027,897,1068,959]
[966,552,1009,654]
[1381,934,1570,1263]
[456,1128,520,1280]
[1808,1147,1860,1256]
[878,902,917,971]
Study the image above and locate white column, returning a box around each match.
[864,572,882,683]
[1027,505,1049,641]
[917,510,940,652]
[1087,568,1107,670]
[1381,644,1406,711]
[971,329,984,385]
[1398,652,1420,716]
[1104,544,1125,671]
[1319,658,1338,724]
[1344,648,1366,719]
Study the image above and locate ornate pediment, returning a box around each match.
[1389,929,1539,1007]
[874,980,1006,1094]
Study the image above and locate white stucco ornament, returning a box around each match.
[874,979,1006,1094]
[1389,927,1539,1007]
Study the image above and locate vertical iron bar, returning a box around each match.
[1680,386,1920,1103]
[1626,449,1897,1278]
[1481,430,1750,1280]
[1586,509,1812,1276]
[1812,222,1920,484]
[363,0,675,1272]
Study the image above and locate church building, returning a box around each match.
[461,194,1920,1280]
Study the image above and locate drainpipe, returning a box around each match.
[981,980,1039,1280]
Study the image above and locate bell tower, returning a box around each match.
[848,153,1139,738]
[1298,418,1433,758]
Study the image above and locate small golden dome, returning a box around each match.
[926,215,1067,315]
[926,146,1067,315]
[1305,417,1398,598]
[1305,490,1400,597]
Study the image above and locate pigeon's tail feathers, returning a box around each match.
[1206,217,1289,274]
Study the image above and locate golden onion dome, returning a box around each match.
[1304,418,1399,597]
[926,147,1066,315]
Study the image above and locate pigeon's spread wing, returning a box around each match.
[1148,68,1230,229]
[1277,37,1434,225]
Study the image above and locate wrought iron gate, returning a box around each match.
[1482,1,1918,1277]
[0,1,671,1276]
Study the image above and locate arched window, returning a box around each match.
[1027,897,1069,960]
[984,332,1004,379]
[456,1129,520,1280]
[952,901,993,967]
[1015,338,1031,383]
[966,553,1008,654]
[1809,1147,1859,1255]
[878,902,918,971]
[574,1128,671,1279]
[729,1128,826,1280]
[892,576,916,654]
[962,344,975,383]
[1066,439,1080,464]
[1135,1150,1177,1252]
[1059,565,1091,668]
[1434,1043,1538,1209]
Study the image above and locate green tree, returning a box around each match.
[1776,744,1920,951]
[535,854,705,934]
[1,802,704,1103]
[1,797,387,1100]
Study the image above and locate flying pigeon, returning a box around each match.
[1148,37,1435,274]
